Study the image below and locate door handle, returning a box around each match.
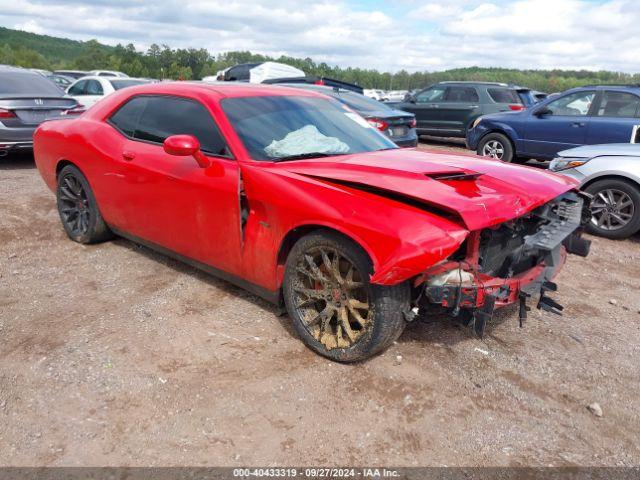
[122,151,136,161]
[571,122,586,128]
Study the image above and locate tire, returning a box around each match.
[477,133,514,162]
[56,164,113,244]
[584,178,640,239]
[283,231,410,362]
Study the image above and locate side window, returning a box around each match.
[596,91,640,118]
[546,91,595,116]
[68,80,87,95]
[108,96,148,138]
[444,86,479,103]
[134,96,228,156]
[86,80,103,95]
[415,86,446,103]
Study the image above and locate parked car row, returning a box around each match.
[464,84,640,239]
[2,63,638,239]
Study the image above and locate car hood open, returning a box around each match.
[276,148,578,231]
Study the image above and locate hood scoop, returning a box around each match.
[426,171,483,181]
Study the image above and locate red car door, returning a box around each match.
[106,94,243,276]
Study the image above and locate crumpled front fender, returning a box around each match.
[369,226,469,285]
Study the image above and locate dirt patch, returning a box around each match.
[0,142,639,467]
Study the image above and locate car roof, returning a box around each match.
[71,76,149,82]
[111,81,326,99]
[0,64,40,74]
[276,83,352,94]
[438,81,510,87]
[565,84,640,93]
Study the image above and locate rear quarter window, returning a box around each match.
[596,91,640,118]
[487,88,521,104]
[108,96,148,137]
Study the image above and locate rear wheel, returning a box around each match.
[584,178,640,239]
[57,164,113,244]
[477,133,514,162]
[283,231,410,362]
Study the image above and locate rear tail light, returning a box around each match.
[0,108,16,119]
[408,118,417,129]
[367,118,389,132]
[314,79,325,86]
[63,104,86,116]
[508,104,525,111]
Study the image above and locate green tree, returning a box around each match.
[73,39,109,70]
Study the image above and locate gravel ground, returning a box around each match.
[1,141,639,467]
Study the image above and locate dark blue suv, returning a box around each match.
[466,85,640,162]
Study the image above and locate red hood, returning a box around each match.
[275,148,578,230]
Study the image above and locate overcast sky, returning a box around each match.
[1,0,639,73]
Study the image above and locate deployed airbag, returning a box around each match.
[264,125,350,158]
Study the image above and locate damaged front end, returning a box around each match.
[412,191,592,336]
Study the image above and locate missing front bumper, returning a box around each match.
[414,191,592,337]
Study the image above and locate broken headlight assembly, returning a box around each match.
[413,191,592,336]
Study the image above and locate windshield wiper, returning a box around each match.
[273,152,348,162]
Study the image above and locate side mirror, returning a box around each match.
[533,106,552,117]
[163,134,210,168]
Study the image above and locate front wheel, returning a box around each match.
[584,178,640,239]
[283,231,410,362]
[477,133,514,162]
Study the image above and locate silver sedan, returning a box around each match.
[550,143,640,239]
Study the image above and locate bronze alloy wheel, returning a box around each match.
[283,231,410,362]
[291,246,370,350]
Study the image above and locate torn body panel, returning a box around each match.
[239,162,470,290]
[413,191,591,334]
[278,148,578,231]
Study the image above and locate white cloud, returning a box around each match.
[0,0,639,73]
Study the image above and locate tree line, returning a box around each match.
[1,27,639,93]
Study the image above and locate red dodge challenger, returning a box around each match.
[34,82,591,362]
